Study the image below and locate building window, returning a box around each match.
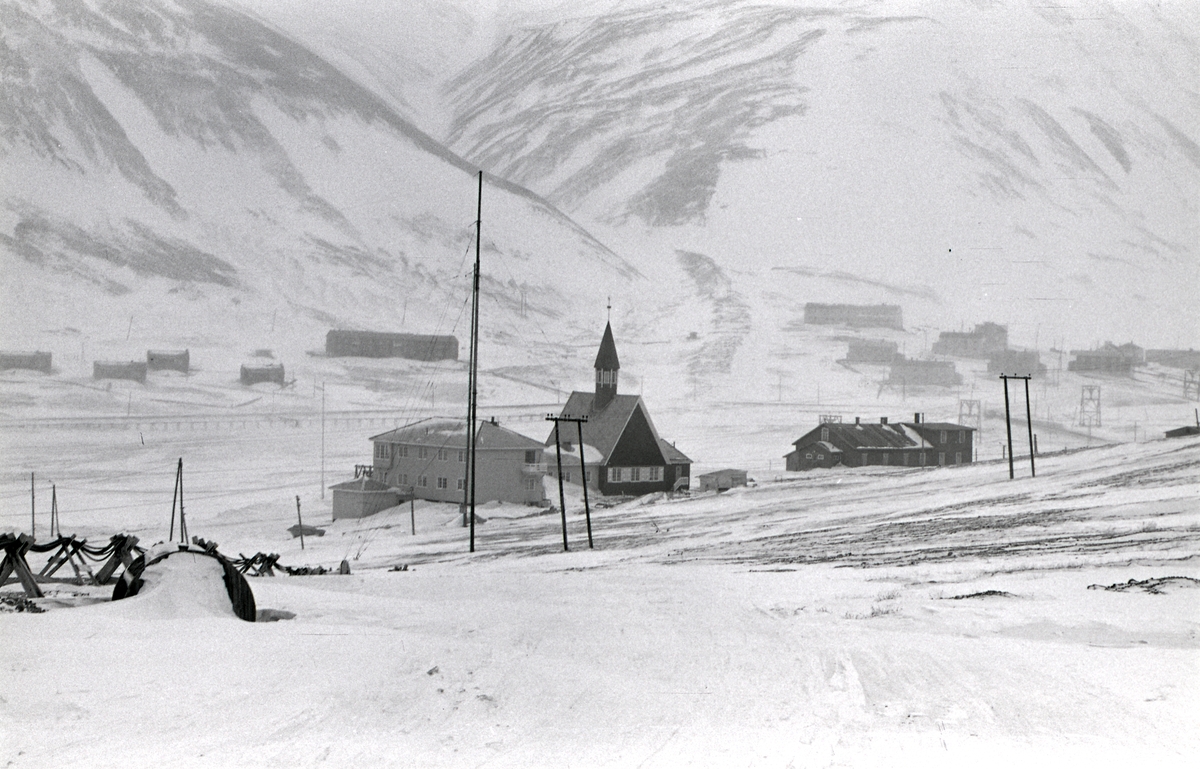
[817,454,824,460]
[401,474,409,486]
[458,450,465,462]
[630,467,641,482]
[525,450,538,463]
[398,446,409,458]
[585,470,591,483]
[525,477,538,490]
[456,478,464,490]
[919,453,926,465]
[607,467,622,483]
[418,447,428,459]
[904,453,912,466]
[806,452,813,460]
[882,453,889,465]
[938,453,945,466]
[437,477,448,489]
[955,452,962,464]
[437,448,448,461]
[564,470,572,483]
[374,443,389,460]
[648,466,662,482]
[958,431,965,443]
[940,431,947,443]
[418,475,428,487]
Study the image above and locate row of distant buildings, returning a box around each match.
[333,323,983,519]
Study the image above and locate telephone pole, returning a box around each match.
[999,375,1035,479]
[545,414,594,550]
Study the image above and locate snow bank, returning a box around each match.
[107,551,238,621]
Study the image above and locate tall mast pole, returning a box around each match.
[468,170,482,552]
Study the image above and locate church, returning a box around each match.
[546,322,692,496]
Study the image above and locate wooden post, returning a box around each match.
[30,472,35,541]
[576,418,593,549]
[553,420,568,552]
[1023,376,1036,478]
[296,495,305,551]
[410,495,416,536]
[1000,375,1015,479]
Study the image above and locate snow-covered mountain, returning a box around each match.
[432,0,1199,349]
[0,0,636,370]
[2,0,1198,420]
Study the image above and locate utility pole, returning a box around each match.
[465,170,483,553]
[295,495,305,550]
[576,418,593,549]
[319,382,326,499]
[548,416,569,552]
[169,458,188,544]
[999,375,1034,479]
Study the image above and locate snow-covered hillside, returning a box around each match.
[2,428,1198,766]
[0,0,636,374]
[434,0,1200,348]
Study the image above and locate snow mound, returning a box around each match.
[108,552,239,621]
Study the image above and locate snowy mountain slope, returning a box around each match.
[437,0,1200,348]
[0,0,637,370]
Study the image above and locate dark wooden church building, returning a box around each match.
[547,323,691,496]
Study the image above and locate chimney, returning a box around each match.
[881,416,888,425]
[855,416,860,425]
[913,412,920,423]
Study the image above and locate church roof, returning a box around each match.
[550,392,650,463]
[594,322,620,370]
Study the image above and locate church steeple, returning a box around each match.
[594,321,620,409]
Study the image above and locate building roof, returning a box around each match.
[370,419,544,451]
[659,438,692,464]
[594,322,620,370]
[551,392,656,463]
[697,468,746,479]
[329,477,394,492]
[911,422,974,431]
[793,422,933,451]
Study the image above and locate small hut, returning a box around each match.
[94,360,148,383]
[240,363,285,385]
[697,469,748,492]
[0,351,52,373]
[147,349,190,373]
[331,477,402,520]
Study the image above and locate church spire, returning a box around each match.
[594,321,620,409]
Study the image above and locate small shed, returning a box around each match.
[331,477,402,520]
[240,363,285,385]
[696,468,748,492]
[0,351,52,373]
[1164,425,1200,439]
[94,360,147,383]
[147,349,190,373]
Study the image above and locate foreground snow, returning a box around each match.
[2,438,1198,767]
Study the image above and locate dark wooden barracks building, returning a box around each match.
[786,415,974,471]
[547,323,691,496]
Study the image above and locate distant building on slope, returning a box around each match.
[785,415,974,471]
[370,419,548,506]
[842,338,899,364]
[240,363,286,385]
[0,351,52,373]
[987,349,1046,376]
[931,322,1008,358]
[147,349,189,373]
[546,322,692,496]
[1068,342,1143,375]
[888,358,962,387]
[94,360,147,383]
[1145,349,1200,370]
[326,330,458,361]
[804,303,903,331]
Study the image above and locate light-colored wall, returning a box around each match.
[375,445,545,505]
